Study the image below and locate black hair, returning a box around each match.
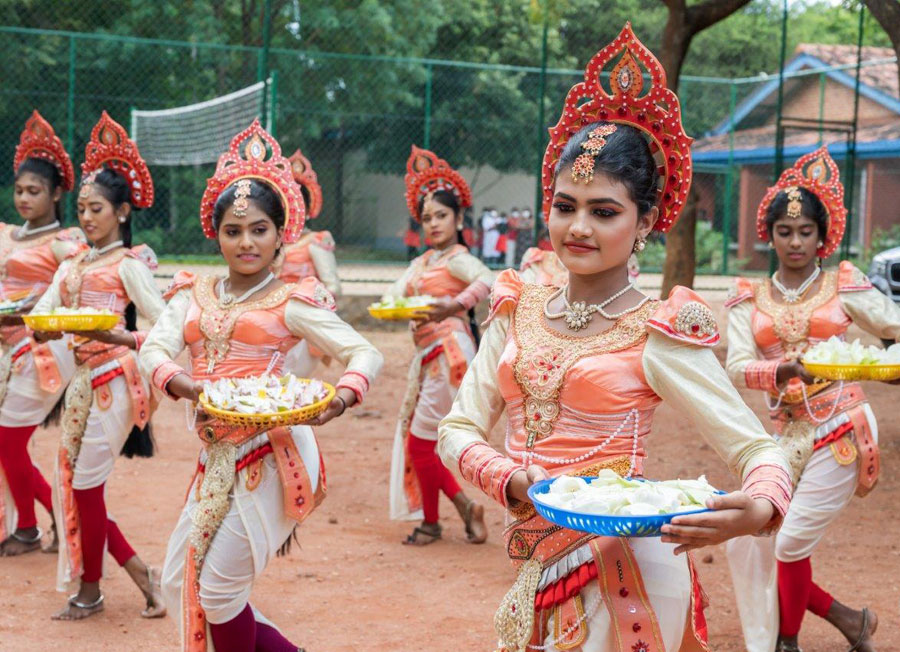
[298,184,311,211]
[764,186,828,241]
[416,189,481,346]
[84,167,155,458]
[16,157,64,221]
[555,122,659,217]
[212,179,286,256]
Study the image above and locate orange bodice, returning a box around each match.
[276,231,333,285]
[405,245,470,299]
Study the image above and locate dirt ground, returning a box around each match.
[0,316,898,651]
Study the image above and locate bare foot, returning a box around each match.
[828,601,878,652]
[0,529,42,556]
[402,522,442,546]
[42,523,59,554]
[51,590,104,621]
[453,494,487,544]
[140,567,166,618]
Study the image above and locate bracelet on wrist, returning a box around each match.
[334,395,347,416]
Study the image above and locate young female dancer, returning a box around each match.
[0,110,85,555]
[725,147,899,652]
[437,25,792,652]
[30,112,166,621]
[387,145,492,546]
[139,120,382,652]
[272,147,341,379]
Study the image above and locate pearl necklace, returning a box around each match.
[217,272,275,307]
[85,239,124,263]
[772,266,820,304]
[17,220,60,239]
[543,282,648,331]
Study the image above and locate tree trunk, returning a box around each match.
[657,0,751,296]
[862,0,900,93]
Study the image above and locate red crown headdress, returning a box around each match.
[14,110,76,191]
[756,146,846,258]
[200,120,305,243]
[404,146,472,222]
[288,148,322,220]
[81,111,154,208]
[542,23,693,232]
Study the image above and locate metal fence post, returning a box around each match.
[722,81,737,274]
[268,69,278,137]
[65,35,76,223]
[532,7,549,240]
[424,63,433,149]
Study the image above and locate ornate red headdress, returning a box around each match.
[288,148,322,220]
[81,111,154,208]
[756,146,846,258]
[541,23,693,232]
[404,145,472,222]
[14,110,76,192]
[200,119,305,243]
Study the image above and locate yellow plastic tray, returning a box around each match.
[802,360,900,382]
[24,313,120,332]
[367,304,433,320]
[199,380,336,428]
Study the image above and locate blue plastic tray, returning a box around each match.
[527,477,723,537]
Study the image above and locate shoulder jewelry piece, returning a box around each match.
[772,266,820,304]
[571,124,617,183]
[232,179,252,217]
[544,282,648,331]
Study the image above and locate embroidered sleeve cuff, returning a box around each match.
[336,370,370,405]
[744,361,780,393]
[742,463,792,536]
[458,441,522,508]
[455,280,491,311]
[131,331,148,351]
[152,362,187,398]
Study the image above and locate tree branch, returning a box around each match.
[687,0,753,35]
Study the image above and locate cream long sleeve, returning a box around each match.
[382,265,415,301]
[839,288,900,342]
[724,300,773,390]
[308,242,342,298]
[118,256,166,323]
[138,289,191,383]
[446,252,494,287]
[31,263,66,314]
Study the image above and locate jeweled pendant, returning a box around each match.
[563,301,594,331]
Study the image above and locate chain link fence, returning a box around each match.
[2,25,898,274]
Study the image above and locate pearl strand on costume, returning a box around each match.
[217,272,275,306]
[544,282,646,331]
[85,239,124,262]
[16,220,60,238]
[772,266,820,304]
[801,380,844,425]
[525,591,605,650]
[512,408,640,473]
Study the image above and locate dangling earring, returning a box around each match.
[118,215,126,224]
[632,236,646,253]
[457,223,463,231]
[817,240,824,248]
[768,241,775,250]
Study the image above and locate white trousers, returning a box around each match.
[0,337,76,427]
[162,425,318,641]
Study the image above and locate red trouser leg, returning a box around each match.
[255,621,299,652]
[778,558,812,637]
[0,424,40,529]
[408,434,462,524]
[73,484,137,582]
[807,581,835,619]
[210,603,256,652]
[31,465,52,517]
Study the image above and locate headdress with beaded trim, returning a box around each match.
[81,111,154,208]
[288,148,322,220]
[541,22,693,232]
[756,146,846,258]
[404,145,472,222]
[200,120,306,243]
[14,110,76,192]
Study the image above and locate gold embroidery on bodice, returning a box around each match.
[63,248,128,308]
[754,270,837,360]
[194,275,294,373]
[512,284,656,448]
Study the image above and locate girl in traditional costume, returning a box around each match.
[29,112,166,620]
[139,120,382,652]
[387,145,493,545]
[437,24,792,652]
[272,147,341,379]
[725,146,898,652]
[0,111,85,556]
